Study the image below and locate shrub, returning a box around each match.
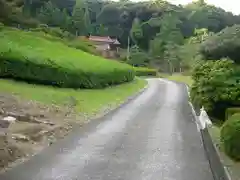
[201,24,240,64]
[225,108,240,120]
[127,46,150,67]
[0,22,4,30]
[134,67,157,76]
[30,26,74,40]
[190,59,240,119]
[221,113,240,161]
[67,38,97,55]
[30,27,97,54]
[0,28,135,89]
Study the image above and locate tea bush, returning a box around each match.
[0,28,135,89]
[221,113,240,161]
[134,67,157,76]
[225,108,240,120]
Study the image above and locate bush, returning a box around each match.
[190,59,240,119]
[221,113,240,161]
[30,27,97,54]
[0,22,4,30]
[226,108,240,120]
[30,26,74,39]
[0,28,135,89]
[134,67,157,76]
[201,24,240,64]
[127,46,150,67]
[67,38,97,55]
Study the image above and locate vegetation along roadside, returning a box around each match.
[1,0,240,178]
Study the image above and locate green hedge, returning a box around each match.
[134,67,157,76]
[30,26,97,55]
[0,22,4,30]
[221,113,240,161]
[0,28,135,89]
[225,108,240,120]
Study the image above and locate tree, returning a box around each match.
[149,13,184,72]
[72,0,90,36]
[130,17,143,45]
[127,46,150,67]
[37,1,69,28]
[201,24,240,64]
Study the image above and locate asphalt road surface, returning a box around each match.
[0,79,214,180]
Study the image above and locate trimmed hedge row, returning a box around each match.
[0,28,135,89]
[134,67,157,76]
[221,113,240,161]
[30,26,98,55]
[225,108,240,120]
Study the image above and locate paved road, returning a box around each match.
[0,79,214,180]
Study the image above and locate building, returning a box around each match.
[88,36,120,58]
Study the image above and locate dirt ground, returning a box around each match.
[0,94,85,173]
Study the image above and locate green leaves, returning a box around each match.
[190,59,240,119]
[130,18,143,44]
[0,28,135,89]
[72,0,91,35]
[221,113,240,161]
[201,25,240,64]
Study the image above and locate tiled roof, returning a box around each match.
[112,39,120,45]
[88,36,113,43]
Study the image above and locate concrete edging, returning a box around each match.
[200,127,231,180]
[186,85,231,180]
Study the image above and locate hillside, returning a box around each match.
[0,27,135,88]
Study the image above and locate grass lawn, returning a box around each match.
[209,123,240,180]
[0,78,146,116]
[158,73,193,87]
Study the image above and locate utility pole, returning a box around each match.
[127,36,130,61]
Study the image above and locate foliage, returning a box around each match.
[174,28,208,71]
[127,46,150,67]
[130,17,143,45]
[67,38,97,55]
[30,25,74,39]
[201,25,240,64]
[0,0,39,28]
[226,108,240,120]
[2,0,240,49]
[148,13,184,73]
[221,113,240,161]
[29,26,97,54]
[0,28,135,89]
[72,0,91,35]
[0,22,4,30]
[134,67,157,76]
[37,1,70,30]
[191,59,240,119]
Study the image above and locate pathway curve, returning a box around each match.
[0,79,214,180]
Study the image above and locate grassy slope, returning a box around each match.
[0,78,146,116]
[0,28,134,88]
